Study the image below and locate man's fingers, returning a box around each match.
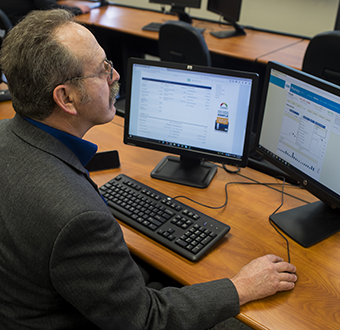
[279,281,296,291]
[275,261,297,274]
[279,272,298,283]
[266,254,284,263]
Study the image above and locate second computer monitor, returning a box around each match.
[150,0,201,8]
[150,0,202,23]
[256,61,340,247]
[207,0,246,38]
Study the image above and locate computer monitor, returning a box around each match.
[124,57,258,188]
[256,61,340,247]
[207,0,245,39]
[149,0,201,23]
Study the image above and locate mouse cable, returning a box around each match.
[173,173,293,262]
[267,177,291,263]
[235,170,301,263]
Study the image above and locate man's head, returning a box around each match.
[0,9,120,130]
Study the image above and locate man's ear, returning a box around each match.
[53,84,78,116]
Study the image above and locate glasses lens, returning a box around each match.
[104,60,113,82]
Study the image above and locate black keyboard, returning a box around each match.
[99,174,230,261]
[142,22,206,34]
[142,22,164,32]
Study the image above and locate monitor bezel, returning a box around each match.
[123,57,259,170]
[256,61,340,210]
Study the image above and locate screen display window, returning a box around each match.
[128,64,253,159]
[259,68,340,197]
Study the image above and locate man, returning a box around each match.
[0,0,90,26]
[0,9,297,330]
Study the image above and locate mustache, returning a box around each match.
[109,81,120,106]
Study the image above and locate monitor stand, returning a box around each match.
[270,201,340,247]
[170,5,193,24]
[151,155,217,188]
[210,21,246,39]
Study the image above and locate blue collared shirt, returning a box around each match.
[24,117,98,167]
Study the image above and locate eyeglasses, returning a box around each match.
[65,59,114,84]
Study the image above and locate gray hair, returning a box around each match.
[0,9,85,120]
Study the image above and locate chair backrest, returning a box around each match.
[0,9,12,45]
[158,20,211,66]
[0,9,12,33]
[302,31,340,86]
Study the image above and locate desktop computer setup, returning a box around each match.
[96,57,340,261]
[100,57,258,261]
[149,0,202,24]
[142,0,204,33]
[142,0,246,38]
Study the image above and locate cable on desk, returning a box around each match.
[111,120,124,128]
[222,163,240,174]
[174,163,310,209]
[173,179,290,210]
[174,179,292,262]
[236,169,310,205]
[268,177,291,263]
[174,164,312,263]
[233,168,308,263]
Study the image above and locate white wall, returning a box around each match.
[110,0,340,37]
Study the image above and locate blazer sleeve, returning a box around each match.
[50,210,240,330]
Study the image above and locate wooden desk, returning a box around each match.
[257,39,310,70]
[2,103,339,330]
[60,2,308,69]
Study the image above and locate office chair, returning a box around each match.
[158,21,211,66]
[302,31,340,86]
[0,9,12,102]
[0,9,12,33]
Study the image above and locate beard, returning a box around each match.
[109,80,120,108]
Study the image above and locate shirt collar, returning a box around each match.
[24,117,98,166]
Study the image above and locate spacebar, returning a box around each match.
[107,201,132,217]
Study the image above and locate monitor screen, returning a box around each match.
[256,61,340,247]
[149,0,202,23]
[124,58,258,188]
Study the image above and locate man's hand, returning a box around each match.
[230,254,297,306]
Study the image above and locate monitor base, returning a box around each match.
[151,155,217,188]
[210,29,245,39]
[270,201,340,247]
[210,22,246,39]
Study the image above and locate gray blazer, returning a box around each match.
[0,115,240,330]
